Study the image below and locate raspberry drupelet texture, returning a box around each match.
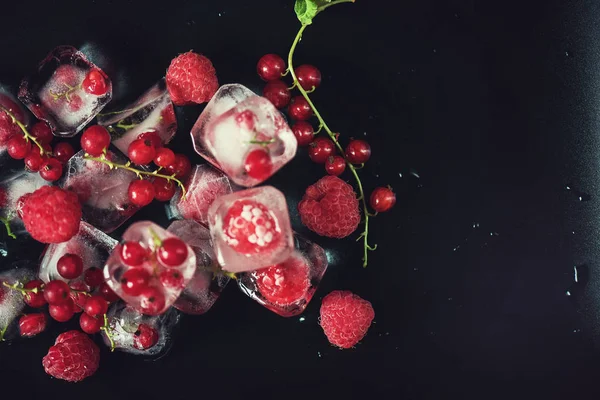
[319,290,375,349]
[166,51,219,106]
[42,330,100,382]
[297,176,360,238]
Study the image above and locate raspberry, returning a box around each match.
[253,256,310,305]
[166,51,218,106]
[222,199,281,255]
[297,176,360,238]
[20,186,82,244]
[319,290,375,349]
[42,330,100,382]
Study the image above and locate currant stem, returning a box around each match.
[288,10,374,267]
[317,0,355,13]
[0,217,16,239]
[0,105,48,156]
[2,280,40,296]
[101,313,115,352]
[0,325,7,342]
[83,153,187,200]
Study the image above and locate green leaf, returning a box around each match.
[294,0,318,25]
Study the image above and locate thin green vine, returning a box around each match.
[0,105,49,157]
[100,313,115,352]
[0,217,16,239]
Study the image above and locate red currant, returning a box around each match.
[345,139,371,164]
[53,142,75,164]
[244,149,272,181]
[19,313,47,337]
[24,150,46,172]
[30,122,53,144]
[153,177,176,202]
[120,241,148,267]
[49,299,75,322]
[128,179,155,207]
[288,96,313,121]
[308,137,335,163]
[43,280,71,305]
[68,94,83,112]
[159,269,184,289]
[98,282,120,303]
[263,80,291,109]
[56,253,84,280]
[120,268,150,296]
[79,312,103,334]
[7,135,32,159]
[325,155,346,176]
[291,121,314,146]
[81,125,111,156]
[82,69,109,96]
[128,138,156,165]
[369,187,396,212]
[84,267,104,288]
[158,238,188,267]
[295,64,322,91]
[139,286,166,315]
[70,290,88,313]
[133,324,159,350]
[257,54,286,81]
[165,154,191,179]
[39,158,63,181]
[153,147,175,168]
[83,294,108,317]
[23,280,46,308]
[137,131,162,149]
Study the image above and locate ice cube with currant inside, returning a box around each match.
[167,220,230,315]
[101,301,180,357]
[237,233,328,317]
[103,221,196,316]
[18,45,112,137]
[166,164,234,227]
[0,85,30,153]
[97,78,177,155]
[39,221,117,290]
[207,185,294,273]
[60,148,141,233]
[0,261,38,341]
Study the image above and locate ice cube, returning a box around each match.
[39,221,117,288]
[0,168,50,233]
[0,262,37,340]
[207,186,294,272]
[166,165,233,226]
[18,46,112,137]
[191,84,297,187]
[0,86,30,152]
[101,301,180,357]
[237,233,328,317]
[60,148,140,233]
[103,221,196,315]
[97,79,177,155]
[167,220,229,314]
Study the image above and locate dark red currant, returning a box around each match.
[257,54,286,81]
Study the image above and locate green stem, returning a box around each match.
[100,314,115,352]
[317,0,355,13]
[2,280,41,296]
[0,325,7,342]
[0,105,48,156]
[0,217,16,239]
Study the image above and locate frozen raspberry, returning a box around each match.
[42,330,100,382]
[253,256,310,305]
[223,199,281,255]
[19,313,47,337]
[133,324,159,350]
[166,51,218,106]
[297,176,360,238]
[20,186,82,244]
[319,290,375,349]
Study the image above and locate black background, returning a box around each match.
[3,0,600,398]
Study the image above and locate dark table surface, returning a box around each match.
[3,0,600,398]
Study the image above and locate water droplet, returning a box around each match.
[433,49,437,53]
[566,264,589,302]
[385,332,390,335]
[448,297,453,301]
[317,351,322,358]
[363,132,367,136]
[573,328,581,333]
[398,172,403,178]
[472,223,480,229]
[299,317,305,322]
[566,185,591,201]
[409,168,420,179]
[490,232,499,236]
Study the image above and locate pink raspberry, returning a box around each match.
[222,199,281,255]
[319,290,375,349]
[297,176,360,238]
[166,51,219,106]
[20,186,82,244]
[42,330,100,382]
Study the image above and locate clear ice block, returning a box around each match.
[190,84,297,187]
[166,165,233,226]
[101,301,180,357]
[0,262,37,341]
[18,46,113,137]
[60,148,140,233]
[207,186,294,273]
[0,168,50,232]
[167,220,229,314]
[103,221,196,315]
[39,221,117,289]
[97,79,177,155]
[237,233,328,317]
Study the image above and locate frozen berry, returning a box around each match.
[295,64,322,91]
[43,280,71,305]
[128,138,156,165]
[79,312,103,334]
[39,157,63,181]
[308,137,335,164]
[325,155,346,176]
[319,290,374,349]
[83,295,108,318]
[139,286,166,315]
[30,122,53,144]
[166,51,218,105]
[84,267,104,288]
[81,125,111,157]
[165,154,191,179]
[43,330,99,382]
[57,253,84,280]
[222,199,280,255]
[288,96,312,121]
[153,178,176,202]
[67,94,83,112]
[291,121,314,146]
[121,268,150,296]
[158,237,188,267]
[263,80,291,109]
[23,279,46,308]
[7,135,31,159]
[53,142,75,164]
[257,54,286,81]
[128,179,155,207]
[137,131,162,149]
[159,269,184,289]
[369,187,396,212]
[19,313,47,337]
[133,324,159,350]
[98,282,119,303]
[345,139,371,164]
[254,257,310,305]
[82,69,109,96]
[153,147,175,168]
[24,150,46,172]
[244,149,272,181]
[49,299,75,322]
[120,241,148,267]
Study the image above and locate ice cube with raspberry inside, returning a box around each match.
[0,262,38,341]
[39,222,117,290]
[166,164,233,226]
[0,167,50,233]
[101,301,180,357]
[103,221,196,315]
[167,220,230,315]
[97,78,177,155]
[207,186,294,273]
[18,46,112,137]
[0,86,30,153]
[237,233,328,317]
[60,149,141,233]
